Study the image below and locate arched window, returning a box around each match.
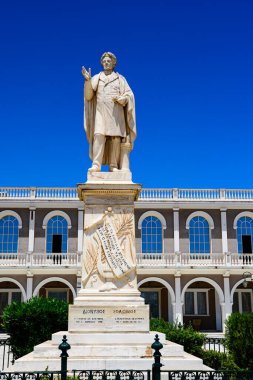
[46,216,68,253]
[0,216,19,253]
[141,216,163,254]
[236,216,253,254]
[189,216,210,254]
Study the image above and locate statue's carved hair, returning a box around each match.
[100,52,117,68]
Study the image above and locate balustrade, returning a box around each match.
[178,188,220,200]
[1,187,253,200]
[0,187,78,200]
[0,252,252,268]
[0,252,79,267]
[136,253,175,267]
[139,188,173,200]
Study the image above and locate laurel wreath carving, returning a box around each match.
[82,210,135,285]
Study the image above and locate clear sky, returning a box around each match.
[1,0,253,188]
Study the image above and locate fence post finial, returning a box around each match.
[59,335,71,380]
[151,334,163,380]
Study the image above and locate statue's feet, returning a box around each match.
[88,165,100,172]
[109,166,120,172]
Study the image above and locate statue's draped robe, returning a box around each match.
[84,71,136,165]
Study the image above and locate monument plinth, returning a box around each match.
[69,181,150,334]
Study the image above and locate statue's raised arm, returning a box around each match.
[83,52,136,173]
[82,67,94,101]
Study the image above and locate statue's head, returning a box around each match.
[100,52,117,70]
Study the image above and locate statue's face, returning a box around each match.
[102,56,114,70]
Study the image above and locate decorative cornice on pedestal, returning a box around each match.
[77,183,142,202]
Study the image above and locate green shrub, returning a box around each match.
[150,318,205,356]
[201,350,239,370]
[225,312,253,370]
[2,297,68,358]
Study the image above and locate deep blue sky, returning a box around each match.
[1,0,253,188]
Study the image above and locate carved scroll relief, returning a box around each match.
[82,207,136,291]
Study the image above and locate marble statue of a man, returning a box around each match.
[82,52,136,172]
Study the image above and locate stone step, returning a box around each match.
[33,343,184,358]
[12,353,204,372]
[51,331,173,346]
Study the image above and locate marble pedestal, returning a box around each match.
[11,176,206,372]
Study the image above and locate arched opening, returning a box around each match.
[0,279,26,330]
[0,216,20,254]
[182,279,223,332]
[33,277,76,304]
[231,279,253,314]
[46,216,68,254]
[138,277,175,322]
[38,281,73,303]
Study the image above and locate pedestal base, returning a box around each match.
[87,171,132,183]
[11,331,206,372]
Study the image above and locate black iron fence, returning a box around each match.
[161,371,253,379]
[204,337,227,353]
[1,334,253,380]
[0,338,15,371]
[0,372,61,380]
[73,370,151,380]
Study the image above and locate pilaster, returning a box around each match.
[77,208,84,253]
[223,272,232,331]
[26,271,34,300]
[174,272,183,324]
[173,208,180,253]
[220,208,228,254]
[28,207,36,253]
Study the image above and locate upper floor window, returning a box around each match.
[236,216,253,254]
[141,216,163,254]
[189,216,210,254]
[0,215,19,253]
[46,216,68,253]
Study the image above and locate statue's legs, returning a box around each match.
[90,133,106,171]
[89,134,121,172]
[109,136,121,171]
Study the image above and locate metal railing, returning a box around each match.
[160,371,253,379]
[203,337,226,353]
[1,187,253,201]
[0,338,14,371]
[73,370,150,380]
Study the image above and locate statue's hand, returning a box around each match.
[112,96,127,106]
[82,66,91,81]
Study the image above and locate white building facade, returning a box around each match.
[1,187,253,332]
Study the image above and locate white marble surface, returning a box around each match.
[87,170,132,183]
[12,330,205,371]
[68,304,149,332]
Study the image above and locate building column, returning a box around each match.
[223,273,232,331]
[220,208,228,254]
[173,208,180,253]
[28,207,36,253]
[174,272,183,324]
[76,270,82,293]
[26,271,34,300]
[77,208,84,253]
